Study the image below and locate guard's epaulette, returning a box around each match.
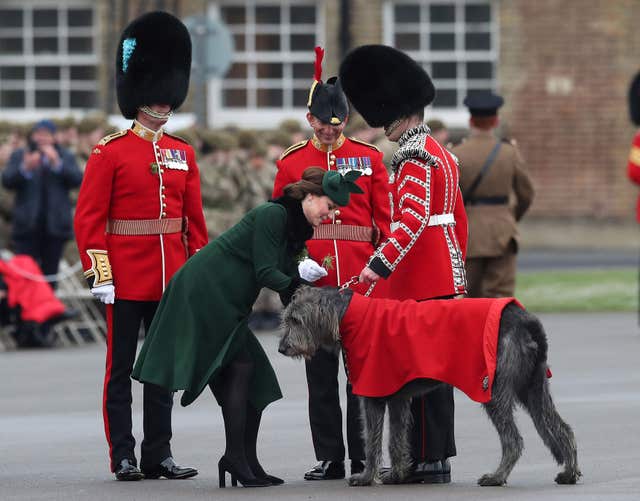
[279,140,308,160]
[97,129,127,146]
[164,131,190,145]
[349,137,380,151]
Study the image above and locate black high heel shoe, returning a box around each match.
[218,457,271,488]
[259,474,284,485]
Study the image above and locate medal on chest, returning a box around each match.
[336,156,373,176]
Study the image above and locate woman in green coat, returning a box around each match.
[132,167,362,488]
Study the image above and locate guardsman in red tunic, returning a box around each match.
[628,72,640,222]
[74,12,207,482]
[272,47,391,481]
[340,45,468,484]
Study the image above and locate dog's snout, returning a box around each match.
[278,336,289,355]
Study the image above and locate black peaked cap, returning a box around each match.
[463,92,504,117]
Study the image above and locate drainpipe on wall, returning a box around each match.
[339,0,352,57]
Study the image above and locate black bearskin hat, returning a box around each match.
[116,11,192,119]
[629,71,640,126]
[307,47,349,125]
[339,45,435,128]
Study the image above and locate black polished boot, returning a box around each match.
[141,457,198,479]
[114,458,144,481]
[218,456,271,488]
[245,404,284,485]
[304,460,345,480]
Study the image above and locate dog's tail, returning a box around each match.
[522,309,549,372]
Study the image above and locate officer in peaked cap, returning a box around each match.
[273,46,391,481]
[463,92,505,116]
[341,44,470,484]
[453,91,534,298]
[74,11,208,482]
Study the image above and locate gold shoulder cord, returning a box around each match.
[84,249,113,287]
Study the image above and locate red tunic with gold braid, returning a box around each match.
[74,123,208,301]
[368,124,468,300]
[627,131,640,222]
[273,134,391,295]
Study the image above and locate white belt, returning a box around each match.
[390,213,455,232]
[427,213,455,226]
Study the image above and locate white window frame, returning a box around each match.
[383,0,499,127]
[0,0,99,121]
[208,0,325,128]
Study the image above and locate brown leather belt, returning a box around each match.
[312,224,373,242]
[106,218,183,235]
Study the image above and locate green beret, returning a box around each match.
[322,170,364,206]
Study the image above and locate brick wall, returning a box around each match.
[500,0,640,220]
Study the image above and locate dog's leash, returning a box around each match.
[339,276,377,297]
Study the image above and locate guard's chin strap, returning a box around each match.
[139,105,173,120]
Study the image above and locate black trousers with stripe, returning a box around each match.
[103,300,172,472]
[305,348,365,461]
[410,384,456,462]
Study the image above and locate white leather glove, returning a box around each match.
[298,258,328,282]
[91,284,115,304]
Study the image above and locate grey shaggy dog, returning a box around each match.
[279,285,581,487]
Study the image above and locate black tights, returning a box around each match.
[211,350,267,479]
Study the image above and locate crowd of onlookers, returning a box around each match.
[0,114,400,345]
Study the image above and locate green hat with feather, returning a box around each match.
[322,170,364,206]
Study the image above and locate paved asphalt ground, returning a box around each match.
[1,312,639,500]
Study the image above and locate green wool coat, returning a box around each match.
[132,200,306,409]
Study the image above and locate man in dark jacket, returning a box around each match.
[2,119,82,288]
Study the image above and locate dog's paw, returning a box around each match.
[555,469,581,485]
[477,473,506,486]
[380,470,402,484]
[348,473,374,486]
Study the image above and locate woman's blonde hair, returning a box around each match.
[283,167,325,200]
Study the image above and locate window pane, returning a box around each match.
[70,65,96,80]
[221,7,245,24]
[1,90,25,107]
[430,33,455,51]
[226,63,247,79]
[0,66,25,79]
[290,34,315,51]
[293,62,313,78]
[433,88,457,107]
[255,34,280,51]
[291,6,315,24]
[257,63,283,78]
[467,61,492,79]
[36,90,60,108]
[70,90,96,108]
[34,9,58,28]
[223,88,247,107]
[466,87,493,98]
[69,37,93,54]
[233,34,245,51]
[257,88,283,107]
[430,4,455,23]
[36,66,60,80]
[465,32,491,50]
[0,38,23,55]
[256,6,280,24]
[34,37,58,54]
[465,4,491,23]
[293,88,309,107]
[0,9,23,28]
[432,62,456,79]
[395,33,420,51]
[68,9,93,27]
[395,5,419,23]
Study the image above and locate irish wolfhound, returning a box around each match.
[279,286,581,487]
